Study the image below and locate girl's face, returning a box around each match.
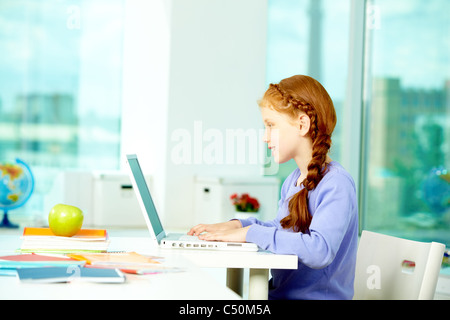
[260,107,310,164]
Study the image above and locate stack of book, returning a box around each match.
[20,227,110,253]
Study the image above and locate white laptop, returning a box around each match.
[126,154,259,251]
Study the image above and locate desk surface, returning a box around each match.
[0,235,241,300]
[0,234,298,300]
[108,236,299,269]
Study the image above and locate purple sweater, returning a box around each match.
[240,161,359,300]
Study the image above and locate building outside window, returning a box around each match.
[361,0,450,245]
[0,1,124,224]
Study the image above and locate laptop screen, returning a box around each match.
[126,154,164,238]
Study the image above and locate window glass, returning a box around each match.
[362,0,450,245]
[265,0,351,178]
[0,1,124,225]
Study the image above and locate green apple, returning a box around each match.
[48,204,84,237]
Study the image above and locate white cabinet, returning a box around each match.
[45,171,151,227]
[91,172,151,227]
[194,175,280,224]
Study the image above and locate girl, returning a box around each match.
[188,75,359,300]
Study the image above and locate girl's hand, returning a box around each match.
[198,226,250,243]
[188,220,242,236]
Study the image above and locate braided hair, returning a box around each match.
[259,75,336,233]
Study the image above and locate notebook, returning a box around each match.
[16,266,125,283]
[126,154,258,252]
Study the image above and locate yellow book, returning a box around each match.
[23,227,107,239]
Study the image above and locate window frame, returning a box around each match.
[342,0,367,233]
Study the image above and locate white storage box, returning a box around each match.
[92,172,151,227]
[194,175,280,224]
[44,171,151,227]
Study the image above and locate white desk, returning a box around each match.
[108,236,298,299]
[0,235,298,300]
[0,235,240,300]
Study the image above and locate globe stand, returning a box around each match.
[0,210,19,228]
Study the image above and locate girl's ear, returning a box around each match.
[298,113,311,136]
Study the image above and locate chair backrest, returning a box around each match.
[354,230,445,300]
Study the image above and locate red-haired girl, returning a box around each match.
[189,75,358,300]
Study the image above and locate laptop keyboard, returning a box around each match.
[178,235,208,242]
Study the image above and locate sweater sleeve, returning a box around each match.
[245,171,357,269]
[239,216,278,228]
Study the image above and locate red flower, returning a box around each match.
[229,193,260,212]
[248,197,260,210]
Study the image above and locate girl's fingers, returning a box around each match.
[199,232,221,241]
[188,224,208,236]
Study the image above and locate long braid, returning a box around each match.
[269,80,334,233]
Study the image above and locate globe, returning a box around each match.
[0,158,35,228]
[422,167,450,216]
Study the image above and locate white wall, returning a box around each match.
[164,0,268,228]
[121,0,268,229]
[120,0,171,216]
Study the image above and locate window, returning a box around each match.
[267,0,450,247]
[361,0,450,245]
[266,0,351,178]
[0,1,124,224]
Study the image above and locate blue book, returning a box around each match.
[0,260,85,270]
[0,259,86,277]
[17,266,125,283]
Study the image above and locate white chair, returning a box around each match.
[354,230,445,300]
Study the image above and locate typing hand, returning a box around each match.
[197,226,250,243]
[187,220,242,236]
